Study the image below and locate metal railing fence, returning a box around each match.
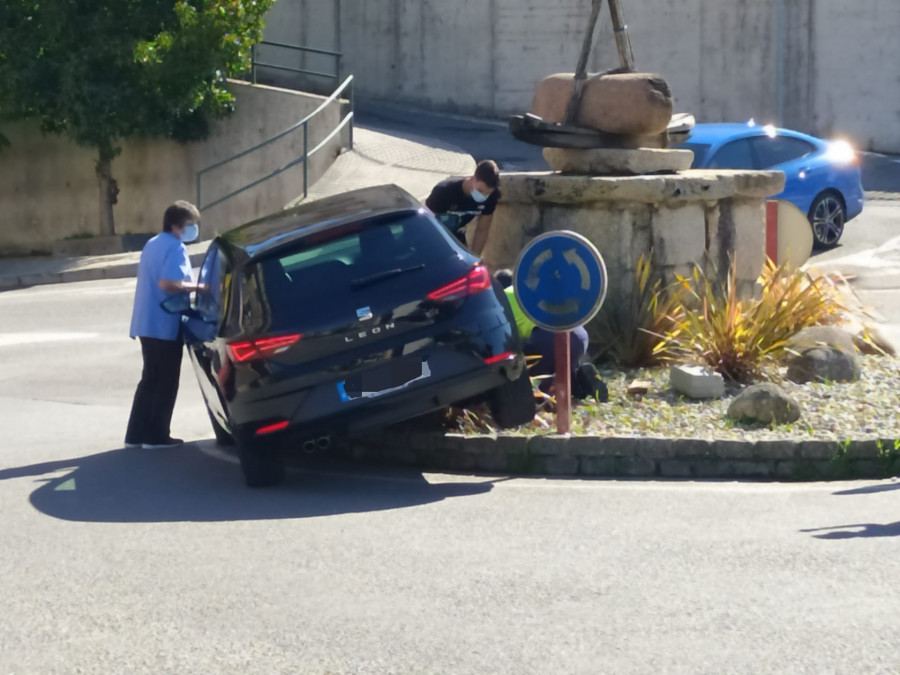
[249,41,343,89]
[196,73,353,212]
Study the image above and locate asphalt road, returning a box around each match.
[3,275,900,673]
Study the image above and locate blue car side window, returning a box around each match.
[751,136,815,169]
[708,139,755,170]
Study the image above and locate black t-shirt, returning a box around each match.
[425,178,500,231]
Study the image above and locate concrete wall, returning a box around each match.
[0,81,343,255]
[271,0,900,152]
[256,0,342,94]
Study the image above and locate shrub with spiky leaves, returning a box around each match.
[663,256,848,382]
[594,253,681,367]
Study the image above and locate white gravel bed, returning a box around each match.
[561,356,900,441]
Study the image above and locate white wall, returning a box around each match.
[268,0,900,152]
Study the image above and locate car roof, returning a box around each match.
[220,184,425,260]
[686,122,821,147]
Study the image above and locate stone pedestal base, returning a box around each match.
[543,147,694,175]
[483,169,787,342]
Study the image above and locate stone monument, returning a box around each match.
[488,0,784,328]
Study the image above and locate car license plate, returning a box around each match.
[337,359,430,401]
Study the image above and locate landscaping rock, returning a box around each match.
[726,383,802,425]
[669,364,726,399]
[531,72,674,137]
[852,324,897,356]
[627,380,650,397]
[785,347,862,384]
[787,325,858,355]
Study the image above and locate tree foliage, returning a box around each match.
[0,0,274,232]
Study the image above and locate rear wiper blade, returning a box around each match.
[351,264,425,289]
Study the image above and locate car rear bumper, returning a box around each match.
[232,361,516,444]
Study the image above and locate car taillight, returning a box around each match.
[426,264,492,302]
[256,420,289,436]
[227,334,302,362]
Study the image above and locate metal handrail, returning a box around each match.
[196,74,354,212]
[250,41,342,86]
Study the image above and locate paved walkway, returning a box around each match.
[0,126,474,290]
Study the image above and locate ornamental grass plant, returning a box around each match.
[661,256,848,382]
[593,253,680,367]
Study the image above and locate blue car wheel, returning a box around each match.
[809,191,846,249]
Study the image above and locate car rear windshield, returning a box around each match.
[676,142,711,168]
[243,212,472,334]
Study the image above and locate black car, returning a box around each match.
[165,184,535,486]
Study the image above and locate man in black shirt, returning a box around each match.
[425,159,500,256]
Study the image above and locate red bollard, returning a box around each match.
[554,331,572,434]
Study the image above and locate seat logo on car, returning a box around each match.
[345,322,396,343]
[356,306,374,322]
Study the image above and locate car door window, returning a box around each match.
[195,245,228,325]
[750,136,815,169]
[707,139,755,169]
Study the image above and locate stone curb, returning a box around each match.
[335,431,900,481]
[0,251,208,291]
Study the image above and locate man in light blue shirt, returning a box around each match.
[125,200,203,449]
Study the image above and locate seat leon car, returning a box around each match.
[676,122,864,248]
[164,184,535,487]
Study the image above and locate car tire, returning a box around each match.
[809,191,846,249]
[206,404,235,446]
[237,440,285,488]
[490,370,536,429]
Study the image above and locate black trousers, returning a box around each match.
[524,326,589,377]
[125,336,184,444]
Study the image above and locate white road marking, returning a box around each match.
[0,332,98,347]
[0,281,136,302]
[806,234,900,271]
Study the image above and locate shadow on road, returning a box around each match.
[0,440,492,523]
[832,482,900,496]
[800,522,900,539]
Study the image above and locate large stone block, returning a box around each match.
[482,202,541,270]
[531,72,674,136]
[651,203,706,266]
[497,171,783,207]
[543,147,693,175]
[669,364,726,399]
[707,197,765,286]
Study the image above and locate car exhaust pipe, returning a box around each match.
[302,439,317,454]
[316,435,331,450]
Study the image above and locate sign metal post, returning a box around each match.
[554,332,573,433]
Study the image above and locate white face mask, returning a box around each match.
[179,223,199,243]
[470,188,489,203]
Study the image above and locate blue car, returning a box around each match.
[676,122,865,248]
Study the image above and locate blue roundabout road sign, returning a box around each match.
[513,230,608,332]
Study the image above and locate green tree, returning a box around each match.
[0,0,274,235]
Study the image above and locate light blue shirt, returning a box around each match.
[129,232,194,340]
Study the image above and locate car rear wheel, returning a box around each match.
[206,404,235,446]
[809,191,845,249]
[237,440,285,488]
[490,370,536,429]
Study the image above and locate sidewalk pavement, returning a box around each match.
[0,126,474,291]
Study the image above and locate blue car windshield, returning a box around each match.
[676,142,711,169]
